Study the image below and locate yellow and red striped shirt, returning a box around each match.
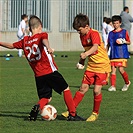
[80,28,111,73]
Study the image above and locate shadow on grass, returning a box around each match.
[0,111,29,120]
[0,111,66,121]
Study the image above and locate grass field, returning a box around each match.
[0,51,133,133]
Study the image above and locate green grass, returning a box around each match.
[0,51,133,133]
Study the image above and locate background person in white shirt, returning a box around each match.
[102,17,107,47]
[106,18,114,56]
[17,14,28,57]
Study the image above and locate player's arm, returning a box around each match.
[42,39,54,54]
[80,44,98,59]
[0,42,14,49]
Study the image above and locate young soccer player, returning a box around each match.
[102,17,108,47]
[0,15,84,121]
[62,13,111,121]
[107,15,131,91]
[17,14,28,57]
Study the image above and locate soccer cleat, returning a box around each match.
[61,111,69,118]
[86,112,99,122]
[121,81,131,91]
[28,104,40,121]
[67,114,85,121]
[108,86,116,91]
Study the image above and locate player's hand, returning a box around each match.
[80,52,87,59]
[47,48,54,54]
[76,62,85,69]
[116,38,126,44]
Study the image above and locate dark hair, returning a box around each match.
[123,6,128,11]
[106,18,112,24]
[73,13,89,30]
[29,15,42,32]
[21,14,28,20]
[112,15,122,23]
[103,17,107,22]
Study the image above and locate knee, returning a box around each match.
[93,90,101,95]
[79,84,89,94]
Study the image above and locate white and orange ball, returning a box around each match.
[40,105,57,121]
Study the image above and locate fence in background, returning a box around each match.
[60,0,112,32]
[1,0,51,31]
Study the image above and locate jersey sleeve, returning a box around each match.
[41,32,48,40]
[125,31,130,42]
[91,31,101,45]
[13,40,23,49]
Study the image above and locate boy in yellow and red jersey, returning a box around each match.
[62,13,111,121]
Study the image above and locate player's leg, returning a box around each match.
[73,83,89,108]
[47,71,85,121]
[86,85,102,122]
[73,70,93,108]
[62,84,88,120]
[108,65,117,91]
[28,75,51,121]
[86,73,108,122]
[63,87,85,121]
[118,66,131,91]
[62,71,92,118]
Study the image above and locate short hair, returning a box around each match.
[103,17,107,22]
[123,6,128,11]
[73,13,89,30]
[21,14,28,20]
[29,15,43,32]
[112,15,122,23]
[106,18,112,24]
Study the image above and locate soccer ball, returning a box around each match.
[40,105,57,121]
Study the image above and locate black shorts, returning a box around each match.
[35,71,68,99]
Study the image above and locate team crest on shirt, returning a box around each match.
[87,39,91,44]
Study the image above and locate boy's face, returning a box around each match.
[24,17,28,22]
[77,25,89,35]
[113,21,121,29]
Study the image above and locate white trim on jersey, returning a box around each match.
[43,46,57,72]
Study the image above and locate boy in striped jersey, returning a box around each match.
[62,13,111,121]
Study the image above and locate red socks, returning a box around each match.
[63,90,76,116]
[38,98,49,110]
[121,72,129,84]
[110,74,116,87]
[73,91,84,108]
[93,93,102,114]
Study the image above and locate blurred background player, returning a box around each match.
[106,18,114,37]
[102,17,107,48]
[106,17,114,56]
[62,13,111,122]
[107,15,131,91]
[0,15,84,121]
[17,14,28,57]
